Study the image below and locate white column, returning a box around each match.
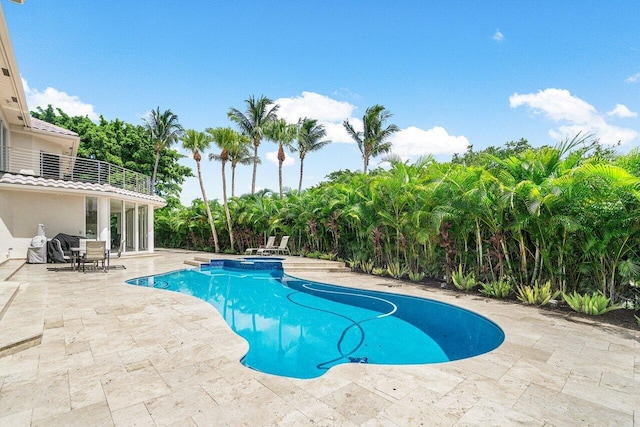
[134,204,139,252]
[98,196,110,243]
[148,205,154,252]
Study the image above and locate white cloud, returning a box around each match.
[273,91,357,144]
[272,91,471,159]
[274,91,355,123]
[324,119,361,144]
[510,88,638,145]
[22,78,99,121]
[510,88,597,123]
[626,72,640,83]
[266,150,295,167]
[492,30,504,42]
[607,104,638,118]
[390,126,469,160]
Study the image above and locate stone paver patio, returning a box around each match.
[0,249,638,426]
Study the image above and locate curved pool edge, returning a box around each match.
[126,258,506,379]
[279,272,506,362]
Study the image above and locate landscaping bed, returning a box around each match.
[401,275,639,331]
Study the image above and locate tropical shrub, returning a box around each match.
[516,281,561,306]
[372,267,386,276]
[359,260,374,274]
[387,261,409,279]
[480,279,512,299]
[153,134,640,307]
[563,291,621,315]
[345,259,358,271]
[408,271,425,282]
[451,265,477,291]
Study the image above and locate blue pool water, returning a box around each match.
[126,259,504,379]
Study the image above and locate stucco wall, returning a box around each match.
[10,130,69,154]
[0,190,84,259]
[0,191,14,260]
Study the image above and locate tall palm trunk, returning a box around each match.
[251,138,259,194]
[221,159,234,251]
[195,156,219,252]
[363,146,370,174]
[152,150,161,189]
[298,154,305,193]
[231,165,237,198]
[530,239,541,286]
[278,144,285,198]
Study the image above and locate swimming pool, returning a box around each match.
[126,259,504,379]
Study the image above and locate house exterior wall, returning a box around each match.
[0,189,158,260]
[10,128,70,154]
[0,190,83,259]
[0,190,14,260]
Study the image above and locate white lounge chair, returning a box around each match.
[108,239,126,270]
[262,235,290,255]
[246,236,276,255]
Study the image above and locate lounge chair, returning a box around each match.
[108,239,126,270]
[245,236,276,255]
[81,241,107,272]
[262,235,290,255]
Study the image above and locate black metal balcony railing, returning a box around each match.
[0,146,154,195]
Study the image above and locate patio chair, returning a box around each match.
[51,238,71,263]
[263,235,290,255]
[245,236,276,255]
[81,241,107,273]
[108,239,126,270]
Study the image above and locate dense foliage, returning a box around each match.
[156,135,640,307]
[31,106,193,204]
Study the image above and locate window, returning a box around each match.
[125,202,135,251]
[138,205,148,251]
[85,197,98,239]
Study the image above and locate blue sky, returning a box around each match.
[4,1,640,204]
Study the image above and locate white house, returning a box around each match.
[0,2,165,261]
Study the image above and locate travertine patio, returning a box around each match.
[0,249,638,426]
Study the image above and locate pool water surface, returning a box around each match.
[127,260,504,379]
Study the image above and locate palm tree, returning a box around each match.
[207,127,245,252]
[343,104,399,174]
[228,134,253,198]
[293,117,331,192]
[143,107,184,189]
[265,119,297,198]
[227,95,279,194]
[180,129,220,253]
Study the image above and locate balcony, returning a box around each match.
[0,146,154,196]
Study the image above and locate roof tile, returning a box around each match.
[29,117,78,137]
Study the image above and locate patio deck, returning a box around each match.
[0,249,637,426]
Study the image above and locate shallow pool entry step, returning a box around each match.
[0,282,45,358]
[127,262,504,379]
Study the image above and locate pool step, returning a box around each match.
[0,282,45,358]
[0,282,20,322]
[0,259,26,281]
[183,256,350,273]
